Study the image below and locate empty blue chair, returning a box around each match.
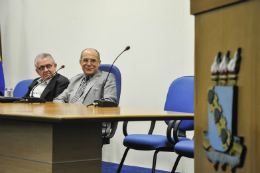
[174,140,194,158]
[13,79,33,98]
[99,64,122,145]
[167,120,194,173]
[117,76,194,173]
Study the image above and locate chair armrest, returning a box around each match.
[166,120,182,145]
[103,121,118,139]
[123,120,156,137]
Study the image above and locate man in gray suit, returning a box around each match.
[53,48,117,105]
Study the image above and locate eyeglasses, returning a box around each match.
[82,58,99,64]
[37,64,53,71]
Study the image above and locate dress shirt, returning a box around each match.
[30,78,52,97]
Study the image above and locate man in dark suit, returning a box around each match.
[24,53,69,102]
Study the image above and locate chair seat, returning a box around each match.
[123,134,191,150]
[174,140,194,158]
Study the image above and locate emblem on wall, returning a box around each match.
[203,48,246,172]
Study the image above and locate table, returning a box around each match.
[0,103,193,173]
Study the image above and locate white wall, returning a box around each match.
[0,0,194,172]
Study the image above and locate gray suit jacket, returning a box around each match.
[53,70,117,105]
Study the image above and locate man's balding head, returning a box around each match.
[79,48,101,76]
[80,48,100,61]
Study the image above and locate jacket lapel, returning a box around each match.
[82,70,102,97]
[70,74,85,98]
[27,79,39,96]
[29,80,39,91]
[40,74,59,98]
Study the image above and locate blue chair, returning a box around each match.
[99,64,122,145]
[117,76,194,173]
[13,79,33,98]
[172,139,194,172]
[99,64,121,104]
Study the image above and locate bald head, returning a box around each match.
[80,48,100,61]
[79,48,101,76]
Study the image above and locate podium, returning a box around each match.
[0,103,193,173]
[191,0,260,172]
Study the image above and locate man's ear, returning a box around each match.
[54,63,57,68]
[35,69,40,76]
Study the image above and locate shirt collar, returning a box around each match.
[37,77,52,84]
[83,75,93,80]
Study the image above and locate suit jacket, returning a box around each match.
[53,70,117,105]
[24,73,70,102]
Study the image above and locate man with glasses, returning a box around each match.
[53,48,117,104]
[24,53,70,101]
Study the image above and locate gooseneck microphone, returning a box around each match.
[103,46,130,88]
[89,46,130,107]
[21,65,65,103]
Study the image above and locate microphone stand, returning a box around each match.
[89,46,130,107]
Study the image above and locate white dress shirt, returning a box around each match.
[30,78,52,98]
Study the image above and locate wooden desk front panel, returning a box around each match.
[194,0,260,172]
[0,119,102,173]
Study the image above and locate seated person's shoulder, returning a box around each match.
[69,73,84,82]
[57,74,70,83]
[100,71,115,78]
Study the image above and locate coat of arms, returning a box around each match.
[203,48,246,172]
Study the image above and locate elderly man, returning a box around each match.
[53,48,117,104]
[24,53,69,101]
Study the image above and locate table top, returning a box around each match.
[0,102,194,123]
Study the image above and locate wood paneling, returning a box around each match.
[0,156,51,173]
[52,122,102,162]
[0,119,102,172]
[52,160,101,173]
[194,0,260,172]
[191,0,246,14]
[0,156,101,173]
[0,119,53,162]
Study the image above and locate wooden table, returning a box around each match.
[0,103,193,173]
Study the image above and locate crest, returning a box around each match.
[203,48,246,172]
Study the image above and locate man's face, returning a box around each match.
[80,49,101,76]
[35,56,57,80]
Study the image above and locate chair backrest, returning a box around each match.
[13,79,33,98]
[164,76,194,130]
[99,64,121,104]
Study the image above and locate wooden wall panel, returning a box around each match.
[194,0,260,172]
[191,0,246,14]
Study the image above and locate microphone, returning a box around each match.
[90,46,130,107]
[22,65,65,103]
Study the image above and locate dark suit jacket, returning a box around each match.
[24,73,70,102]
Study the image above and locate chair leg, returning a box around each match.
[152,150,160,173]
[171,155,182,173]
[117,147,130,173]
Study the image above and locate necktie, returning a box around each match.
[71,77,88,103]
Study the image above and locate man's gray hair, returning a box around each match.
[34,53,55,68]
